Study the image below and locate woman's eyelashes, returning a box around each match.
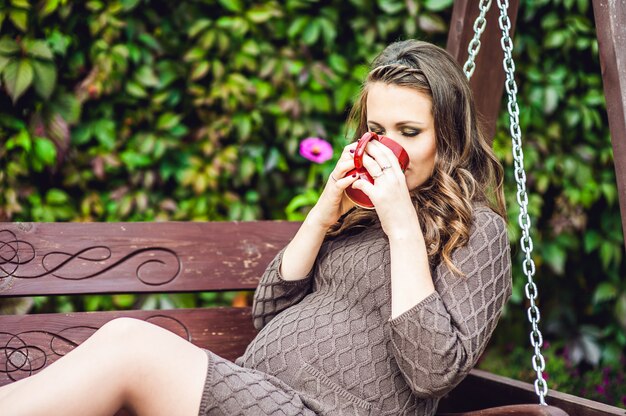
[368,128,420,137]
[401,129,420,137]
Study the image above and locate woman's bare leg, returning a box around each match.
[0,317,209,416]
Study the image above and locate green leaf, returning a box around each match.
[3,59,34,103]
[246,4,280,24]
[0,54,10,74]
[0,38,20,55]
[301,20,321,45]
[9,10,28,32]
[600,241,616,270]
[190,61,210,80]
[33,137,57,167]
[120,151,152,169]
[93,119,116,150]
[183,47,205,63]
[593,282,618,304]
[545,30,567,49]
[53,92,81,124]
[40,0,61,18]
[418,14,447,34]
[287,16,309,39]
[583,231,601,253]
[120,0,141,11]
[423,0,453,12]
[126,81,148,98]
[218,0,243,12]
[6,128,31,151]
[188,19,212,38]
[113,294,135,308]
[377,0,405,14]
[46,188,69,205]
[47,29,71,56]
[328,54,348,74]
[135,65,159,88]
[318,18,336,48]
[138,33,162,53]
[542,242,566,275]
[71,125,92,145]
[11,0,31,8]
[32,60,57,99]
[615,293,626,331]
[25,40,54,60]
[157,113,182,131]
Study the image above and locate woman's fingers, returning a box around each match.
[361,152,389,181]
[331,172,358,189]
[339,142,358,161]
[350,177,375,195]
[328,158,357,189]
[365,141,396,171]
[331,158,356,179]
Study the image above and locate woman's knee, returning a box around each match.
[98,317,149,341]
[94,318,156,357]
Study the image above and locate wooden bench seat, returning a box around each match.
[1,221,624,415]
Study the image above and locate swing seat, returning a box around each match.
[1,222,624,415]
[438,404,568,415]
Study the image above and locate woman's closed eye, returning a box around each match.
[368,128,421,137]
[400,129,420,137]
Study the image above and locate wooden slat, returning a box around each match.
[438,369,625,416]
[438,404,569,416]
[592,0,626,245]
[0,221,299,296]
[446,0,520,142]
[0,307,257,387]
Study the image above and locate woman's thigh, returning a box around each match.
[0,317,209,416]
[102,317,209,416]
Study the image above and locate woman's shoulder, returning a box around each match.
[470,204,508,239]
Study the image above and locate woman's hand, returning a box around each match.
[306,142,359,230]
[350,140,421,239]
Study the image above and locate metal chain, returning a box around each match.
[497,0,548,405]
[463,0,493,78]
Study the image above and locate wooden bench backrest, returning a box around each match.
[0,221,299,386]
[0,222,300,296]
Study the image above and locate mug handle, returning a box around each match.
[353,132,379,171]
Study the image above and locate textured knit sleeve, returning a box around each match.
[388,207,512,398]
[251,246,315,330]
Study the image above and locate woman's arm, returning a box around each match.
[387,214,436,319]
[251,142,359,329]
[388,208,512,398]
[250,244,315,330]
[279,210,337,281]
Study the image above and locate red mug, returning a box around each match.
[344,132,410,209]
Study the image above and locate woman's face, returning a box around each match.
[366,82,437,191]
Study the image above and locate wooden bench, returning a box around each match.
[2,221,623,415]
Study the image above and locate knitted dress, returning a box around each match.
[198,206,512,415]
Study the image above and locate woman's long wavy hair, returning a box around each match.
[327,40,506,274]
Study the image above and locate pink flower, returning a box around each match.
[299,137,333,164]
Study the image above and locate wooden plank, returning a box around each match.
[592,0,626,245]
[438,369,625,416]
[0,222,299,296]
[438,404,569,416]
[446,0,520,142]
[0,307,257,386]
